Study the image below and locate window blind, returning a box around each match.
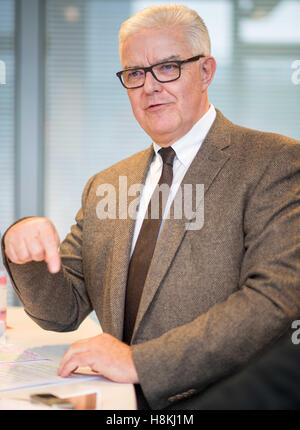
[0,0,15,306]
[0,0,15,235]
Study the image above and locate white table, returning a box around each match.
[0,307,137,410]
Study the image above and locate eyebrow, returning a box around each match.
[123,55,181,70]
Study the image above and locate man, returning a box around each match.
[2,5,300,410]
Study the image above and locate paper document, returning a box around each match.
[0,344,100,392]
[0,344,45,363]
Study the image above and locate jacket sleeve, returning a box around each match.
[166,329,300,410]
[1,175,96,332]
[132,140,300,409]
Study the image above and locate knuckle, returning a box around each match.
[36,217,53,230]
[31,250,44,261]
[5,249,17,263]
[4,231,16,248]
[20,217,50,233]
[17,255,30,264]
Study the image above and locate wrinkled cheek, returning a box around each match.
[130,103,145,123]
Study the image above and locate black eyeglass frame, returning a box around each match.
[116,54,205,89]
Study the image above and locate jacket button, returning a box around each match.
[168,389,197,403]
[168,394,182,403]
[183,388,197,398]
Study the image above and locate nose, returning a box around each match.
[143,70,162,94]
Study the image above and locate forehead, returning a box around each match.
[121,27,193,68]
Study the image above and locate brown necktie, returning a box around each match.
[123,146,176,344]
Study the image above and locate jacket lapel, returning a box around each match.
[132,110,233,341]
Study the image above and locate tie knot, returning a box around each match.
[158,146,176,167]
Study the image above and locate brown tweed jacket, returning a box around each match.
[3,109,300,409]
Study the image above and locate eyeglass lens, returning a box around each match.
[122,62,180,88]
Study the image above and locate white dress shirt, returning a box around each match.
[130,104,216,257]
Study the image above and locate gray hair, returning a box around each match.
[119,4,211,57]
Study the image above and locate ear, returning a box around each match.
[200,56,216,91]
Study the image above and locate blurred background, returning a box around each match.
[0,0,300,305]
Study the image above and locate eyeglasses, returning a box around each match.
[116,54,204,89]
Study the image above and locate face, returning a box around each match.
[121,27,211,146]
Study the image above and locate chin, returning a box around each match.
[147,128,176,141]
[147,122,180,140]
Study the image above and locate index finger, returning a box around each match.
[58,341,86,375]
[39,224,61,274]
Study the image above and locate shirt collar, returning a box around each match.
[153,104,216,168]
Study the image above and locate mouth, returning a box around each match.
[146,103,169,111]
